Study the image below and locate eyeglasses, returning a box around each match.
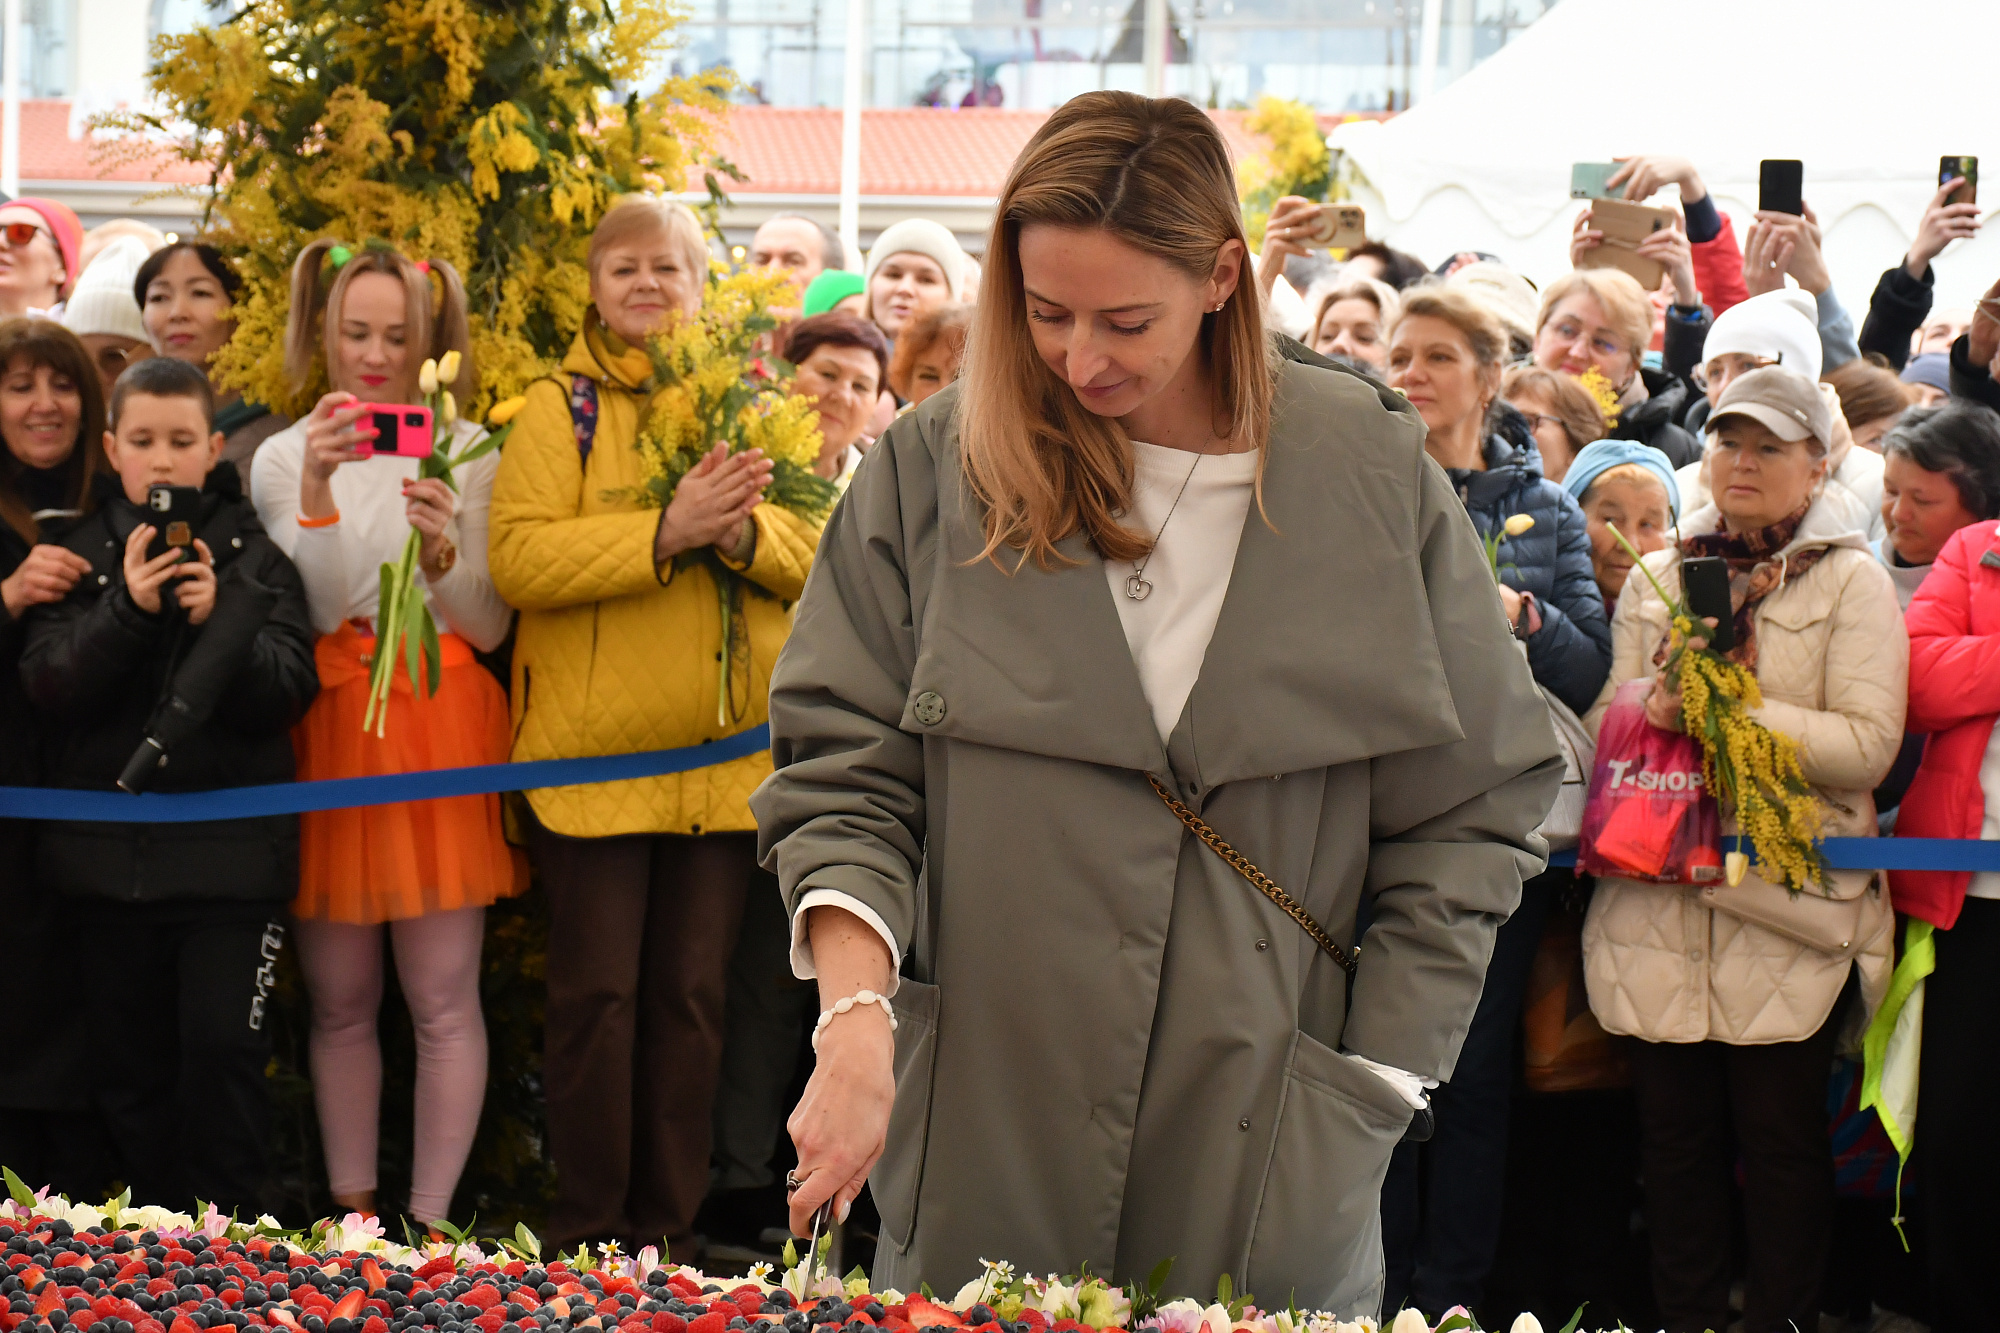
[1522,412,1567,436]
[1548,320,1625,360]
[0,222,48,248]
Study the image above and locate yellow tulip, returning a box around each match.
[487,395,527,426]
[437,349,462,385]
[1726,850,1750,887]
[1503,513,1536,537]
[418,358,439,396]
[440,390,457,426]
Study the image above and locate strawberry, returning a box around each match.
[664,1280,701,1302]
[903,1300,964,1330]
[360,1261,387,1295]
[881,1308,908,1324]
[544,1300,572,1320]
[267,1309,304,1331]
[414,1258,457,1284]
[330,1289,367,1322]
[460,1288,501,1312]
[33,1287,62,1317]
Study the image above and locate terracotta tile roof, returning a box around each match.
[3,99,207,186]
[702,106,1364,198]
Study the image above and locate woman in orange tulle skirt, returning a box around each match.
[248,241,517,1225]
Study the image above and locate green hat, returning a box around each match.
[802,268,866,317]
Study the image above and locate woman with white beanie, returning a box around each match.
[59,235,152,397]
[863,219,966,341]
[1680,288,1885,538]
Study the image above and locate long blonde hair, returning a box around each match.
[285,239,476,402]
[958,91,1272,568]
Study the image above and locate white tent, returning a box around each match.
[1331,0,2000,320]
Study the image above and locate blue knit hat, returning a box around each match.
[1562,439,1681,520]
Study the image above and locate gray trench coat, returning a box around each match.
[751,354,1561,1315]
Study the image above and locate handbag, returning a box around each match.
[1536,687,1594,850]
[1148,774,1439,1141]
[1696,863,1887,962]
[1520,886,1631,1092]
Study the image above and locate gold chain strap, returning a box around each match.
[1148,773,1358,977]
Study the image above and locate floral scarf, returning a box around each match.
[1661,503,1826,670]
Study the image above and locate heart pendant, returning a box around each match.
[1125,574,1152,601]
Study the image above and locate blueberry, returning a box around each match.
[728,1321,749,1331]
[48,1223,73,1241]
[49,1313,68,1330]
[501,1324,522,1333]
[860,1309,884,1324]
[965,1310,995,1327]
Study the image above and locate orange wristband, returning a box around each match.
[297,510,341,529]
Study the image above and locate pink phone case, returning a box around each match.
[354,403,435,458]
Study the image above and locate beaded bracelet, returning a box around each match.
[810,989,897,1052]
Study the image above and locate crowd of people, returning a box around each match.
[0,124,1995,1333]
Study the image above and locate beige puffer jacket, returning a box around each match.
[1581,494,1907,1044]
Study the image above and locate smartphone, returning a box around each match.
[1575,197,1673,290]
[1941,154,1978,207]
[1680,556,1736,655]
[1308,203,1368,250]
[354,403,435,459]
[1759,159,1804,215]
[143,484,204,562]
[1570,162,1621,201]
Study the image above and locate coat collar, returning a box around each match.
[906,358,1465,784]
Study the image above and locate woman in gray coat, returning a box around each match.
[751,92,1562,1317]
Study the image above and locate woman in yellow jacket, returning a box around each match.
[487,197,820,1257]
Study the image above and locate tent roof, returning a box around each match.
[1331,0,2000,306]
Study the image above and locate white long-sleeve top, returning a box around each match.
[249,417,514,652]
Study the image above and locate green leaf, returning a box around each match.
[3,1166,35,1205]
[420,609,442,699]
[1214,1274,1231,1307]
[920,1285,935,1300]
[1435,1315,1473,1333]
[1556,1303,1588,1333]
[1146,1259,1173,1297]
[514,1223,542,1261]
[844,1267,866,1285]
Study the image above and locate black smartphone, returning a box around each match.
[1759,159,1804,216]
[143,483,204,563]
[1941,154,1978,208]
[1681,556,1735,655]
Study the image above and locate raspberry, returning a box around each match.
[650,1312,687,1333]
[686,1312,728,1333]
[361,1318,388,1333]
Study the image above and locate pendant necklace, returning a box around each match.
[1125,453,1203,601]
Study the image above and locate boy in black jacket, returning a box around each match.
[20,357,317,1214]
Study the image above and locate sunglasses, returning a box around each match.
[0,222,48,248]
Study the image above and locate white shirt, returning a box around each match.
[249,417,514,652]
[790,438,1430,1109]
[1969,726,2000,901]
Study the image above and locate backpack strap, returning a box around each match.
[569,374,600,463]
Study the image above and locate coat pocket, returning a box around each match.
[871,977,941,1255]
[1245,1030,1412,1316]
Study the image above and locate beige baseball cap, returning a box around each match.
[1708,365,1832,450]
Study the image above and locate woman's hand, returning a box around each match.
[1498,583,1523,628]
[1635,219,1700,307]
[1609,155,1706,207]
[1256,196,1320,300]
[1644,673,1686,732]
[299,392,377,521]
[1968,275,2000,371]
[1568,208,1604,269]
[1,543,91,618]
[1907,178,1983,280]
[787,905,897,1237]
[174,540,217,626]
[404,478,459,578]
[1740,219,1795,298]
[122,525,190,616]
[1749,206,1831,295]
[654,443,773,566]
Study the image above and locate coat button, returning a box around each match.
[1689,949,1703,961]
[1255,939,1269,952]
[97,574,108,585]
[1237,1118,1251,1131]
[913,691,946,726]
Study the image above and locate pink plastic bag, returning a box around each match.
[1578,680,1724,884]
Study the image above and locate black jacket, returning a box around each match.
[1440,405,1613,716]
[1947,333,2000,414]
[19,464,319,904]
[1610,366,1702,469]
[1860,264,1932,372]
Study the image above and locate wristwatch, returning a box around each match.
[430,538,458,575]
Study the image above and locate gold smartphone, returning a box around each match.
[1576,197,1673,290]
[1308,203,1368,250]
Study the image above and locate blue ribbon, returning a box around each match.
[0,725,771,824]
[1551,838,2000,873]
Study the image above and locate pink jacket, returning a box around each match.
[1897,519,2000,928]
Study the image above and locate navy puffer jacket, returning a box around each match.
[1439,404,1612,715]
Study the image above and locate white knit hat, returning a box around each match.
[864,219,967,300]
[1699,288,1822,381]
[60,236,151,344]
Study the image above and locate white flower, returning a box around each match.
[1506,1316,1544,1333]
[1035,1279,1080,1321]
[951,1279,989,1311]
[747,1264,774,1285]
[419,359,440,396]
[1388,1312,1430,1333]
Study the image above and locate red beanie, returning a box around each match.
[8,197,84,299]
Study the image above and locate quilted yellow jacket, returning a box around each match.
[488,321,821,838]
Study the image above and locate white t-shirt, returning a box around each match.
[1969,726,2000,900]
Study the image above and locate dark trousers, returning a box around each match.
[712,867,814,1193]
[84,900,284,1215]
[1628,1007,1840,1333]
[1920,897,2000,1329]
[1382,874,1554,1318]
[534,823,754,1254]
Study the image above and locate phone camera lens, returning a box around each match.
[406,413,424,427]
